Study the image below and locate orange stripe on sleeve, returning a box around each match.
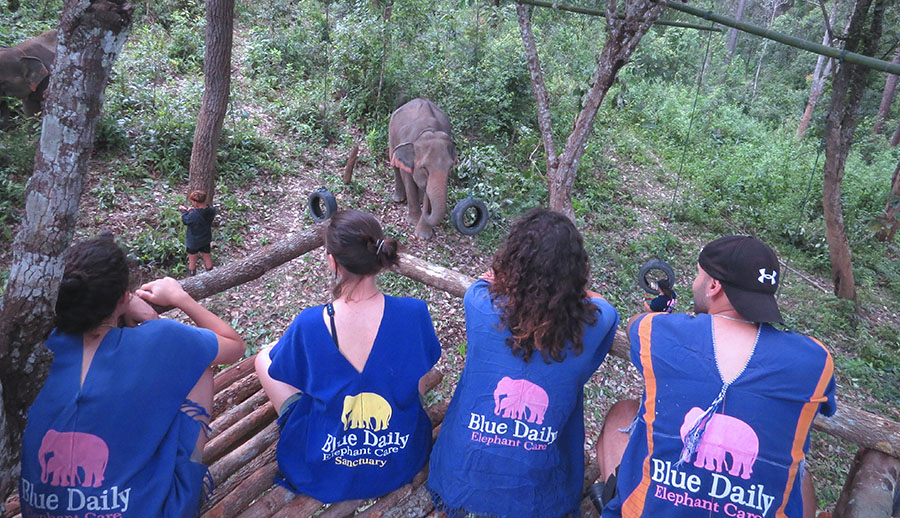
[774,338,834,518]
[622,314,658,518]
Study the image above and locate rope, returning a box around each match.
[776,140,823,297]
[657,15,716,258]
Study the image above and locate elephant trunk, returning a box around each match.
[423,174,448,228]
[493,388,502,414]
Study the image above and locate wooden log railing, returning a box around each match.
[4,233,900,517]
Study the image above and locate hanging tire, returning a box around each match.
[308,187,338,222]
[451,197,489,236]
[638,259,676,295]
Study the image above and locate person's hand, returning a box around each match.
[122,292,159,327]
[136,277,191,308]
[642,301,652,312]
[478,269,495,283]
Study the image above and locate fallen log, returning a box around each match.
[212,373,261,418]
[213,353,259,393]
[204,442,277,512]
[318,498,366,517]
[833,448,900,518]
[209,420,279,489]
[235,486,297,518]
[203,461,279,518]
[210,389,269,438]
[204,401,276,464]
[153,227,324,312]
[358,470,429,517]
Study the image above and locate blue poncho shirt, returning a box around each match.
[427,279,621,518]
[601,313,836,518]
[268,295,441,503]
[20,319,219,518]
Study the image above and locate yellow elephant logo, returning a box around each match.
[342,393,392,431]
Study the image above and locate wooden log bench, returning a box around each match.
[195,353,610,518]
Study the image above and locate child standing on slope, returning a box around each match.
[179,190,216,276]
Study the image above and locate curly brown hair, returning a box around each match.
[489,208,598,363]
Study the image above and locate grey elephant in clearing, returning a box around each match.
[0,30,57,118]
[388,98,457,240]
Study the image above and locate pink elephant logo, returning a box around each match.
[38,429,109,487]
[679,407,759,479]
[493,376,549,425]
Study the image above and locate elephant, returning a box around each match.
[38,429,109,488]
[342,392,393,431]
[388,98,457,240]
[679,407,759,479]
[0,30,57,118]
[492,376,549,425]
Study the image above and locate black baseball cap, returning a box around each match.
[698,235,784,324]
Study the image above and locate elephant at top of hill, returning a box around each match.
[388,98,457,240]
[0,29,58,118]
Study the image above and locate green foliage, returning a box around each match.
[0,119,39,239]
[125,204,184,268]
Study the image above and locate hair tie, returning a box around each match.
[375,239,385,256]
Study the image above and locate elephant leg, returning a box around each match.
[402,173,422,225]
[392,167,407,203]
[415,193,435,240]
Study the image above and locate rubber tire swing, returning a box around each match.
[451,197,489,236]
[638,259,676,295]
[308,187,338,222]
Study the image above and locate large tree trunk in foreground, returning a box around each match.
[188,0,235,203]
[517,0,664,219]
[796,0,840,139]
[875,159,900,242]
[872,47,900,135]
[0,0,133,507]
[822,0,886,302]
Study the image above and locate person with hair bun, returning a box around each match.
[255,209,441,503]
[19,234,244,518]
[426,207,621,518]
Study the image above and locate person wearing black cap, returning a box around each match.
[593,236,836,518]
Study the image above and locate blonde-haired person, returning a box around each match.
[179,190,216,276]
[255,209,441,502]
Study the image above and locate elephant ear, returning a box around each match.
[391,142,415,174]
[21,56,49,92]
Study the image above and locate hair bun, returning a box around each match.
[377,237,400,268]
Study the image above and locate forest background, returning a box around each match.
[1,0,899,513]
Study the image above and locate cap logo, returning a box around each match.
[758,269,777,285]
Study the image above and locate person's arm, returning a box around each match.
[478,269,494,283]
[120,292,160,327]
[586,289,609,302]
[136,277,244,364]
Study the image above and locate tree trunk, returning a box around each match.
[832,448,900,518]
[0,0,133,506]
[892,117,900,146]
[188,0,235,204]
[516,4,559,175]
[822,0,887,302]
[873,47,900,135]
[724,0,746,65]
[796,0,840,139]
[517,0,664,219]
[875,158,900,242]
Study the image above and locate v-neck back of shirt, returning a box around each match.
[323,296,388,374]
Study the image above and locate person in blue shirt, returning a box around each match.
[427,208,621,518]
[255,209,441,503]
[595,236,835,518]
[20,234,245,518]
